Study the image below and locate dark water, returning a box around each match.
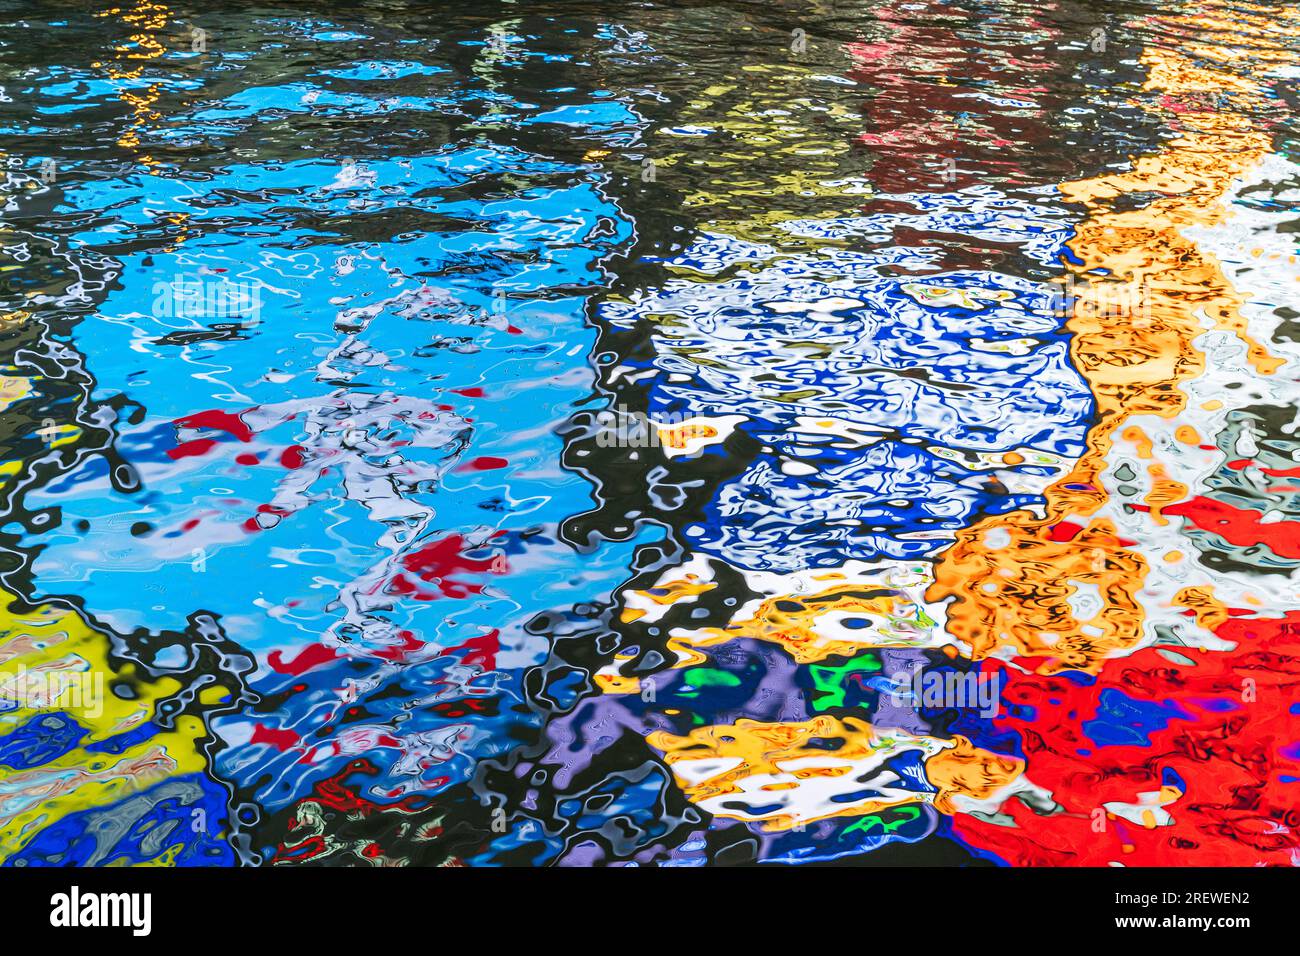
[2,0,1299,866]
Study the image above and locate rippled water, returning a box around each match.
[2,0,1299,866]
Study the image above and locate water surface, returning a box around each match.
[1,0,1299,866]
